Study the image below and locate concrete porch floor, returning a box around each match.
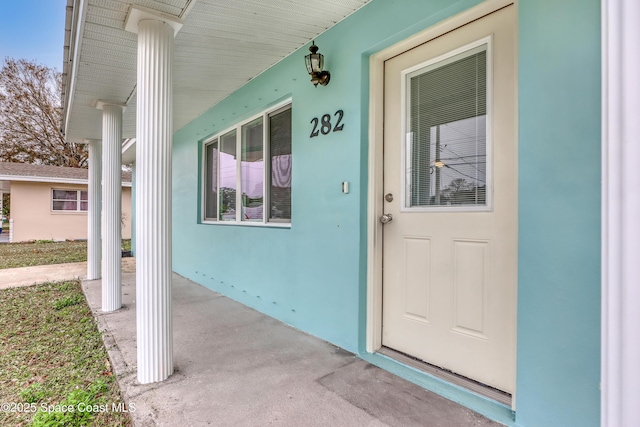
[82,268,504,427]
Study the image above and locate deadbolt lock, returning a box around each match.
[385,193,394,202]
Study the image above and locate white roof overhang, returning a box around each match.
[61,0,370,151]
[0,175,132,187]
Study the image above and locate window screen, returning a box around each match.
[241,117,264,222]
[268,107,292,222]
[204,139,218,220]
[219,130,237,221]
[80,191,88,211]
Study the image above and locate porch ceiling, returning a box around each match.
[62,0,370,143]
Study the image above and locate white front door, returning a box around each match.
[381,5,516,393]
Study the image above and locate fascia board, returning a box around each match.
[0,175,132,187]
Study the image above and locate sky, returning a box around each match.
[0,0,67,70]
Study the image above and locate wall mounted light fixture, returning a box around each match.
[305,41,330,87]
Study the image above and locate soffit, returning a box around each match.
[64,0,370,142]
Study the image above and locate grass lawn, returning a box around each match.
[0,240,132,270]
[0,280,132,426]
[0,241,88,270]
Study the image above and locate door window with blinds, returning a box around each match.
[404,41,490,210]
[202,103,292,225]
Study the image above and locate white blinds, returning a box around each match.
[407,45,487,207]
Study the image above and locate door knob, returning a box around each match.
[380,213,393,224]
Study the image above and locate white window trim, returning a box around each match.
[201,99,292,227]
[51,188,88,213]
[400,36,493,213]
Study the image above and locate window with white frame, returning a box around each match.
[203,104,292,225]
[52,189,88,212]
[405,43,489,209]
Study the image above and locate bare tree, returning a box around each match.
[0,58,88,167]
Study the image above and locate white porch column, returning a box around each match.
[602,1,640,426]
[87,139,102,280]
[99,103,123,312]
[130,161,136,256]
[126,9,182,384]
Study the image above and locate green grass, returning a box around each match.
[0,240,132,270]
[0,241,87,269]
[0,281,132,427]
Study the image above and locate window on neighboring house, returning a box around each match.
[203,103,292,225]
[52,189,88,212]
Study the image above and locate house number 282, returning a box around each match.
[310,110,344,138]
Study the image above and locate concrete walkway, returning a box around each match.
[79,266,504,427]
[0,260,504,426]
[0,258,136,289]
[0,262,87,289]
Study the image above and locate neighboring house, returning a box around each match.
[60,1,639,426]
[0,162,131,242]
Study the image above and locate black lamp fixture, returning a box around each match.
[305,41,330,87]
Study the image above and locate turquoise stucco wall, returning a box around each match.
[517,1,601,426]
[171,1,602,425]
[171,0,484,355]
